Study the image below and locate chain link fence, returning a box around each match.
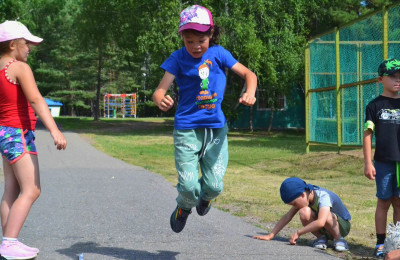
[305,3,400,152]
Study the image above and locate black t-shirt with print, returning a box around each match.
[365,95,400,162]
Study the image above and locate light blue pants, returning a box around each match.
[173,124,229,210]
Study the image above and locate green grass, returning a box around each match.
[56,117,382,259]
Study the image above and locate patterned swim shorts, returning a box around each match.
[0,126,37,164]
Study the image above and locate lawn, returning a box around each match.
[56,117,382,259]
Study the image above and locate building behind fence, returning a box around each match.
[305,3,400,152]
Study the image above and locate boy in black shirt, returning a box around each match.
[363,58,400,257]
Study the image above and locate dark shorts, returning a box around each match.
[322,214,351,239]
[374,160,400,200]
[0,126,37,164]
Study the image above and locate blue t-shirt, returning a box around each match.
[309,187,351,221]
[161,45,238,129]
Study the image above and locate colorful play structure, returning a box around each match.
[103,93,137,118]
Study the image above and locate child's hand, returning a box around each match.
[239,92,256,106]
[51,130,67,150]
[253,233,274,241]
[364,162,376,180]
[158,95,174,112]
[289,231,299,245]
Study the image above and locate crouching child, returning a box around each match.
[253,177,351,252]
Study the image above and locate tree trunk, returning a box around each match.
[249,106,253,132]
[71,94,76,116]
[71,106,76,117]
[267,109,274,132]
[172,81,178,109]
[94,50,103,121]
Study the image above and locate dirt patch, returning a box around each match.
[80,134,95,145]
[340,149,366,159]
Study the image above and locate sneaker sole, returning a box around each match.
[314,244,327,250]
[1,254,37,260]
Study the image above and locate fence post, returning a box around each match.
[305,43,310,153]
[383,6,388,60]
[335,27,342,153]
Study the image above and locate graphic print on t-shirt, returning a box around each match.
[378,109,400,123]
[196,59,217,110]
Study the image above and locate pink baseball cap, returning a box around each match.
[0,20,43,44]
[178,5,213,33]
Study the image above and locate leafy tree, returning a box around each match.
[0,0,27,22]
[30,0,95,116]
[74,0,149,118]
[75,0,119,120]
[134,0,182,117]
[1,0,397,126]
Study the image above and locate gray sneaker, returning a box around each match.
[312,235,328,250]
[334,237,349,252]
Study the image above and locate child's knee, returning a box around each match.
[392,197,400,208]
[31,187,41,201]
[202,181,224,199]
[24,186,41,202]
[377,198,392,210]
[298,207,313,222]
[177,171,198,191]
[324,213,339,230]
[177,179,198,194]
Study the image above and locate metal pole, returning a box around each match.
[305,43,310,153]
[382,6,388,60]
[335,27,342,153]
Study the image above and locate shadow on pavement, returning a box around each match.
[56,242,179,259]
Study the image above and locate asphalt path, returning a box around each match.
[0,126,341,260]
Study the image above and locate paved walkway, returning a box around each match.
[1,127,340,259]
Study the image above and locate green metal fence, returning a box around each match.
[305,3,400,153]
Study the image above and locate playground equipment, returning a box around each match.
[103,93,137,118]
[305,3,400,153]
